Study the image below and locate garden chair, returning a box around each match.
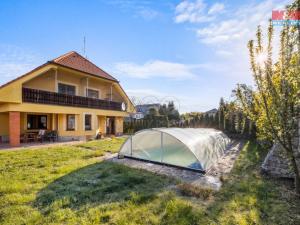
[36,130,46,143]
[45,130,58,142]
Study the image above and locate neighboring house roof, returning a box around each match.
[50,51,117,82]
[205,108,218,114]
[136,104,160,114]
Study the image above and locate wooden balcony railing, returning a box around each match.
[22,88,122,111]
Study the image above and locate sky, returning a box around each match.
[0,0,292,112]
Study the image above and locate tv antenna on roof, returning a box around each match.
[83,36,87,58]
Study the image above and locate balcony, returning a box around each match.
[22,88,122,111]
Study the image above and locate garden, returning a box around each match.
[0,138,299,224]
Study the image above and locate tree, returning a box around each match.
[167,101,180,121]
[236,1,300,193]
[148,107,159,117]
[218,98,225,130]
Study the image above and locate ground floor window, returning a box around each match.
[66,114,76,131]
[27,115,47,130]
[85,114,92,130]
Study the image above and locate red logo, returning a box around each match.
[272,10,300,20]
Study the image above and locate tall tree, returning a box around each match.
[218,98,225,130]
[236,1,300,193]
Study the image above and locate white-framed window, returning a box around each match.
[58,83,76,95]
[86,88,99,99]
[66,114,76,131]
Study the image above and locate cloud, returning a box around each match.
[174,0,224,23]
[196,0,291,45]
[173,0,293,83]
[114,60,198,79]
[208,3,224,15]
[0,44,42,85]
[113,60,229,80]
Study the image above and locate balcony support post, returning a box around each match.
[55,69,58,92]
[110,84,113,101]
[86,77,89,97]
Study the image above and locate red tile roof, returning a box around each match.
[50,51,117,81]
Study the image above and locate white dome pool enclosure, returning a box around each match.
[118,128,231,173]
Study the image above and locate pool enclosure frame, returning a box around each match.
[119,154,206,174]
[118,128,231,174]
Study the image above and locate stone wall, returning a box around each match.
[261,117,300,179]
[261,143,294,178]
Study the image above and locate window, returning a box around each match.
[27,115,47,130]
[66,115,76,131]
[85,114,92,130]
[58,83,76,95]
[86,88,99,99]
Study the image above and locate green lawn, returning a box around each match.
[0,138,299,225]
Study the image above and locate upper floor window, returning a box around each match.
[86,88,99,99]
[58,83,76,96]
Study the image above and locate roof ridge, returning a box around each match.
[51,51,77,62]
[49,51,118,81]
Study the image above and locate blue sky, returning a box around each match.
[0,0,291,112]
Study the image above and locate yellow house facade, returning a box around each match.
[0,51,135,146]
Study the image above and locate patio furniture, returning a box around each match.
[45,130,58,142]
[26,132,38,142]
[20,134,27,143]
[36,130,46,143]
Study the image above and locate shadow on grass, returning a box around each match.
[204,141,299,225]
[34,161,173,212]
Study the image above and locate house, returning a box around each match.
[136,104,160,116]
[204,108,218,117]
[0,51,135,147]
[127,104,161,121]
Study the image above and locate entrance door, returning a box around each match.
[106,117,115,135]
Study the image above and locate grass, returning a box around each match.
[76,137,126,153]
[177,183,214,200]
[0,138,299,224]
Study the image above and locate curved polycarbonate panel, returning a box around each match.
[119,128,231,171]
[162,133,201,170]
[119,136,132,156]
[132,130,162,162]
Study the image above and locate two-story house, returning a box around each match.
[0,51,135,147]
